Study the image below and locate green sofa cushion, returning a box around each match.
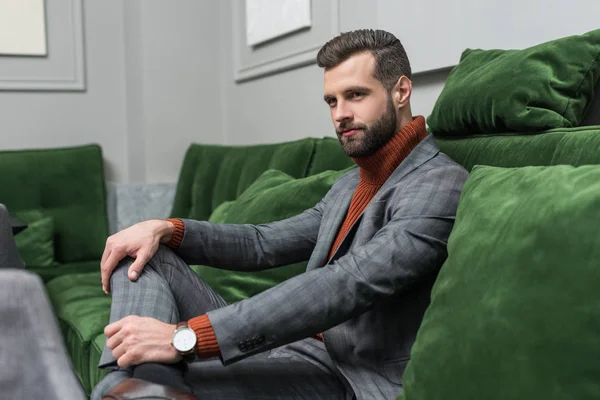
[28,260,100,283]
[208,200,234,223]
[193,168,350,303]
[46,272,110,395]
[434,125,600,171]
[171,139,316,221]
[428,29,600,135]
[14,210,56,267]
[0,144,108,263]
[400,164,600,400]
[307,136,355,175]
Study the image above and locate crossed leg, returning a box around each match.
[92,245,352,400]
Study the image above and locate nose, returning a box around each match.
[333,100,353,123]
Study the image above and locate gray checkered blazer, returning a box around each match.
[176,135,467,398]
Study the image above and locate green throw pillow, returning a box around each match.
[208,200,234,223]
[428,29,600,135]
[14,210,56,267]
[193,168,352,303]
[400,164,600,400]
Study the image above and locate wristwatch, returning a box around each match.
[172,321,197,362]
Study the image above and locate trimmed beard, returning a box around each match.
[336,96,398,158]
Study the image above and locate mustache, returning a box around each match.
[336,123,366,135]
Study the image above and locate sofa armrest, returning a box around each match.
[105,182,176,234]
[0,270,86,399]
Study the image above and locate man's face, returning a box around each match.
[323,52,398,158]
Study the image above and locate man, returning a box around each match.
[93,29,468,400]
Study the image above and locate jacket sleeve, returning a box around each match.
[205,164,467,365]
[170,198,325,271]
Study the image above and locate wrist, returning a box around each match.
[172,321,197,362]
[158,219,176,244]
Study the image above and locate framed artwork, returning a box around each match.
[0,0,85,90]
[245,0,311,46]
[234,0,339,82]
[0,0,47,56]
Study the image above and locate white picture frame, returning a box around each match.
[234,0,339,83]
[0,0,48,56]
[245,0,312,47]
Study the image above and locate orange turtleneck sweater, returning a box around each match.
[165,115,428,359]
[327,115,428,260]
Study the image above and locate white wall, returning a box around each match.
[378,0,600,73]
[0,0,224,184]
[218,0,449,146]
[0,0,129,182]
[5,0,587,183]
[0,0,446,183]
[136,0,223,183]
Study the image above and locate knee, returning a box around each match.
[109,256,135,288]
[152,244,188,272]
[154,244,178,261]
[109,245,184,286]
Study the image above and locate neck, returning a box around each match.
[352,115,428,185]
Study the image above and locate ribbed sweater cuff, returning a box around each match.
[165,218,184,249]
[188,314,221,359]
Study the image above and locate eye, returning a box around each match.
[350,91,364,99]
[326,98,337,108]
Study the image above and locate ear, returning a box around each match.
[391,76,412,110]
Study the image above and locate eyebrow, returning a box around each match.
[323,86,372,102]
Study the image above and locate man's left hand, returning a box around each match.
[105,316,181,368]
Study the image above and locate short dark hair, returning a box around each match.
[316,29,411,90]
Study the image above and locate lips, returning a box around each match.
[339,128,363,137]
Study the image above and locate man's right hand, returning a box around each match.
[100,219,175,294]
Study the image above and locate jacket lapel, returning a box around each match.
[372,134,440,201]
[306,175,356,270]
[306,135,440,270]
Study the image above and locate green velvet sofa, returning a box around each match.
[3,123,600,395]
[4,28,599,399]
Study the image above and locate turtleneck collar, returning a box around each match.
[352,115,428,185]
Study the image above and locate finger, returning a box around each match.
[105,331,123,350]
[101,239,111,266]
[111,342,126,361]
[100,249,111,292]
[104,319,123,338]
[117,350,137,369]
[101,250,123,293]
[128,251,150,281]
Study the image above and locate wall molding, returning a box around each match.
[0,0,86,91]
[233,0,340,83]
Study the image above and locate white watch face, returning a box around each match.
[173,328,196,352]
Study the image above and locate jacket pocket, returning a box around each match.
[383,357,410,385]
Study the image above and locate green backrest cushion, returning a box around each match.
[192,168,351,303]
[400,164,600,400]
[13,210,56,267]
[171,138,316,221]
[0,145,108,263]
[434,125,600,171]
[170,137,355,221]
[428,29,600,135]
